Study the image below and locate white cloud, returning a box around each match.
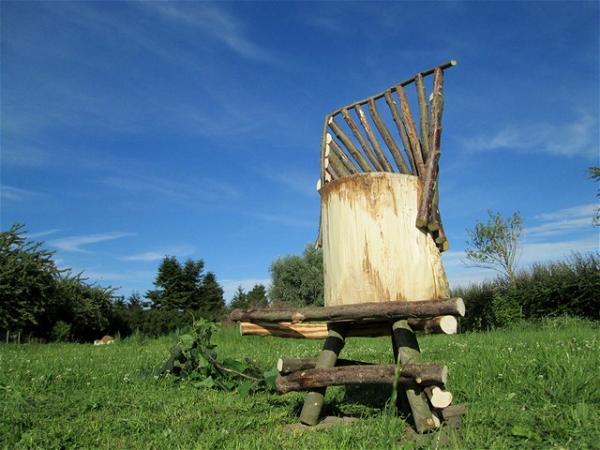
[526,203,597,239]
[28,229,60,239]
[100,174,238,203]
[0,185,42,202]
[48,232,135,253]
[463,111,598,158]
[535,203,596,221]
[141,2,276,64]
[121,246,195,262]
[220,278,271,302]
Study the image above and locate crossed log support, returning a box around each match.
[230,297,467,432]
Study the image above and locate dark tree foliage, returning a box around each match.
[269,246,323,306]
[246,284,269,308]
[0,224,60,332]
[590,166,600,225]
[145,256,224,321]
[229,286,248,310]
[201,272,226,319]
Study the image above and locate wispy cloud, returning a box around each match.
[141,2,277,64]
[120,246,195,262]
[526,203,596,239]
[28,229,60,239]
[0,185,43,202]
[462,111,598,158]
[100,173,238,203]
[1,145,50,168]
[49,232,135,253]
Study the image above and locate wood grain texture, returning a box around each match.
[320,173,449,306]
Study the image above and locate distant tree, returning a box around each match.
[126,291,145,332]
[246,284,269,308]
[201,272,225,319]
[229,286,248,310]
[45,273,114,342]
[465,211,523,285]
[590,166,600,226]
[146,256,204,311]
[0,224,60,333]
[269,245,323,306]
[145,256,224,321]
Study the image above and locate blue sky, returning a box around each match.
[1,1,598,301]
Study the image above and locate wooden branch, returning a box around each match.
[277,357,371,375]
[392,320,438,432]
[315,178,322,192]
[367,99,410,174]
[239,316,458,339]
[384,90,416,174]
[299,325,345,426]
[341,108,383,171]
[229,297,465,323]
[328,118,372,172]
[396,85,425,178]
[327,134,358,175]
[276,363,447,394]
[415,74,431,163]
[416,68,444,229]
[439,404,467,420]
[425,386,453,409]
[354,105,393,172]
[327,150,352,178]
[324,160,339,180]
[329,60,456,116]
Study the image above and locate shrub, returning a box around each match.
[50,321,71,342]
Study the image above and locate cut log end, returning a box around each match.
[425,386,453,408]
[456,298,466,317]
[277,358,284,373]
[439,316,458,335]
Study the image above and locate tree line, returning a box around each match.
[3,196,598,342]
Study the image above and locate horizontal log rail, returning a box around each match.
[275,363,447,394]
[239,315,458,339]
[328,60,456,116]
[230,297,465,324]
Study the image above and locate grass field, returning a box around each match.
[1,317,599,449]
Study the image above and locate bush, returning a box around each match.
[454,252,600,331]
[50,321,71,342]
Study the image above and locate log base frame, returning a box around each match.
[294,320,462,432]
[231,298,467,434]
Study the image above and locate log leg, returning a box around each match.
[391,320,437,433]
[299,324,345,425]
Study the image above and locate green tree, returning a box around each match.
[0,224,60,333]
[590,166,600,225]
[201,272,225,319]
[246,284,268,308]
[465,211,523,285]
[146,256,224,321]
[229,286,248,310]
[269,245,323,306]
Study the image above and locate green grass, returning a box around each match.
[1,318,599,449]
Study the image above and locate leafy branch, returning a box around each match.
[158,319,279,396]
